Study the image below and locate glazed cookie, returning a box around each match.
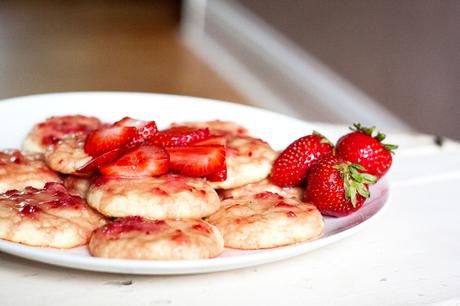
[63,175,94,198]
[44,133,92,175]
[23,115,103,153]
[89,216,224,260]
[87,174,221,219]
[220,178,303,201]
[0,150,61,193]
[208,136,277,190]
[207,192,323,249]
[0,182,107,248]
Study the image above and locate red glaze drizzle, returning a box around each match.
[151,187,168,196]
[102,216,166,236]
[192,223,211,234]
[43,183,84,209]
[0,150,24,165]
[4,189,19,197]
[198,189,207,197]
[42,135,60,146]
[286,211,297,218]
[275,201,295,208]
[38,115,101,145]
[161,174,195,194]
[0,183,86,218]
[255,192,283,200]
[10,151,23,164]
[171,229,189,245]
[18,204,41,219]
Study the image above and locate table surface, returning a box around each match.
[1,132,459,306]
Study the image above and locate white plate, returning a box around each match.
[0,92,390,275]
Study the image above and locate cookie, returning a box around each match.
[220,178,303,201]
[0,150,61,193]
[87,174,221,219]
[207,192,323,249]
[0,182,107,248]
[89,216,224,260]
[44,133,92,175]
[23,115,103,153]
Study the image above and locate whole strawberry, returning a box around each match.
[336,123,397,178]
[305,156,377,217]
[271,131,334,187]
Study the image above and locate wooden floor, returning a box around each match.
[0,0,251,104]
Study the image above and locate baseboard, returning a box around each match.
[181,0,412,132]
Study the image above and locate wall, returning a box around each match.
[235,0,460,139]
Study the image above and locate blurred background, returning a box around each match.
[0,0,459,140]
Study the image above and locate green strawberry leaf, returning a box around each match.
[384,144,399,153]
[350,123,375,136]
[356,184,370,198]
[375,132,386,142]
[312,130,333,146]
[352,163,367,171]
[350,123,399,154]
[349,184,357,206]
[336,162,377,207]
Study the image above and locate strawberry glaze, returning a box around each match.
[38,115,102,146]
[255,192,283,200]
[151,187,168,196]
[192,223,212,234]
[0,182,86,219]
[18,204,42,219]
[275,201,295,208]
[171,229,190,244]
[101,216,167,236]
[159,174,195,194]
[286,211,297,218]
[0,150,23,165]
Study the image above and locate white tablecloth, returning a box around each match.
[1,133,459,306]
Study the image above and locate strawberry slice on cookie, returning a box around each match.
[84,126,137,157]
[151,126,211,147]
[77,147,130,173]
[114,117,158,144]
[167,145,225,177]
[100,145,169,177]
[192,136,227,181]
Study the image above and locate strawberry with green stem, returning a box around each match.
[271,131,334,187]
[336,123,398,178]
[305,156,377,217]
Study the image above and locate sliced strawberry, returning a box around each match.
[193,136,227,181]
[192,135,226,146]
[84,126,137,157]
[77,147,130,173]
[166,145,225,177]
[114,117,142,127]
[114,117,158,144]
[206,159,227,182]
[100,145,169,178]
[152,126,211,147]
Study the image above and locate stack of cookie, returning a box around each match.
[0,115,324,260]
